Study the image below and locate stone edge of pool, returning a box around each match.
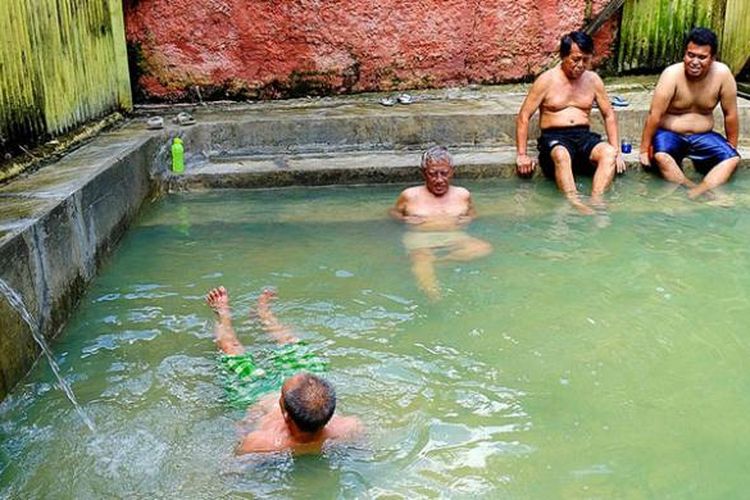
[0,87,748,401]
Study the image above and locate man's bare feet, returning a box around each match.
[256,288,298,344]
[206,286,244,355]
[206,286,230,316]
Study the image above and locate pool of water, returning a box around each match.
[3,174,750,497]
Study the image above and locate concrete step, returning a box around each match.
[178,146,750,189]
[130,79,750,170]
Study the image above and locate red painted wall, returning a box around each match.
[124,0,618,101]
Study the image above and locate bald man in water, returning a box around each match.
[639,27,740,199]
[516,31,626,214]
[206,286,361,454]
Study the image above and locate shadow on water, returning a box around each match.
[0,278,95,432]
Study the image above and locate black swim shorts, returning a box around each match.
[537,126,605,179]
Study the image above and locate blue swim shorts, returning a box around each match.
[652,128,739,175]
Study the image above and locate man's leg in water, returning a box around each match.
[206,286,245,356]
[588,142,617,206]
[410,248,441,300]
[653,152,697,189]
[550,145,594,215]
[256,289,298,345]
[438,237,493,262]
[688,156,740,200]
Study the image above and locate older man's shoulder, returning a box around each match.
[400,185,426,198]
[450,186,472,198]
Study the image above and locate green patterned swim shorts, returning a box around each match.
[219,342,327,408]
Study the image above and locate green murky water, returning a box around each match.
[3,175,750,498]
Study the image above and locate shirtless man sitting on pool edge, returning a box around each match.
[639,27,740,199]
[515,31,626,214]
[391,146,492,300]
[206,286,361,454]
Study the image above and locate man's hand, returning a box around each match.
[639,150,651,168]
[615,152,627,174]
[516,154,536,178]
[403,215,426,225]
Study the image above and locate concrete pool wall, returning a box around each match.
[0,82,749,400]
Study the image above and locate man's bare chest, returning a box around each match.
[671,81,721,112]
[543,83,594,111]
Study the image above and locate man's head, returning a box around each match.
[421,146,454,197]
[280,373,336,434]
[683,27,717,79]
[560,31,594,80]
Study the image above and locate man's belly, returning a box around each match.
[660,112,715,134]
[540,108,591,129]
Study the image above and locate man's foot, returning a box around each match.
[570,198,595,215]
[258,288,277,307]
[206,286,230,316]
[686,184,718,201]
[206,286,245,355]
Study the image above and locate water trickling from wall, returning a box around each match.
[0,278,95,432]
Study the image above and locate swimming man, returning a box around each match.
[515,31,626,214]
[206,286,361,454]
[391,146,492,300]
[639,27,740,199]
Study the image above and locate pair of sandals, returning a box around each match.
[379,93,414,106]
[592,95,629,109]
[146,112,196,130]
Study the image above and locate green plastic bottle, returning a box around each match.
[171,137,184,173]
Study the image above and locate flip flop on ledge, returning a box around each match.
[172,111,196,126]
[146,116,164,129]
[610,95,630,107]
[397,93,414,105]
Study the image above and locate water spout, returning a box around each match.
[0,277,95,432]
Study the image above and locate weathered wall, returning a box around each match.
[124,0,618,102]
[0,0,132,161]
[0,133,157,399]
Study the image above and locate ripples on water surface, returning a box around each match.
[3,175,750,497]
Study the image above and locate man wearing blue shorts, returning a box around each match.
[640,28,740,199]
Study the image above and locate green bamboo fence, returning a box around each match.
[0,0,131,156]
[618,0,749,75]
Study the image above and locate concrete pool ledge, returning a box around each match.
[0,79,748,399]
[0,131,159,398]
[177,146,750,189]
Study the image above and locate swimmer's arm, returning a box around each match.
[390,191,424,225]
[246,393,278,418]
[458,192,477,224]
[331,415,365,441]
[236,431,277,455]
[720,73,739,148]
[594,76,625,173]
[515,75,548,175]
[640,70,676,163]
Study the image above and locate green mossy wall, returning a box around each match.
[721,0,750,76]
[0,0,132,160]
[618,0,748,74]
